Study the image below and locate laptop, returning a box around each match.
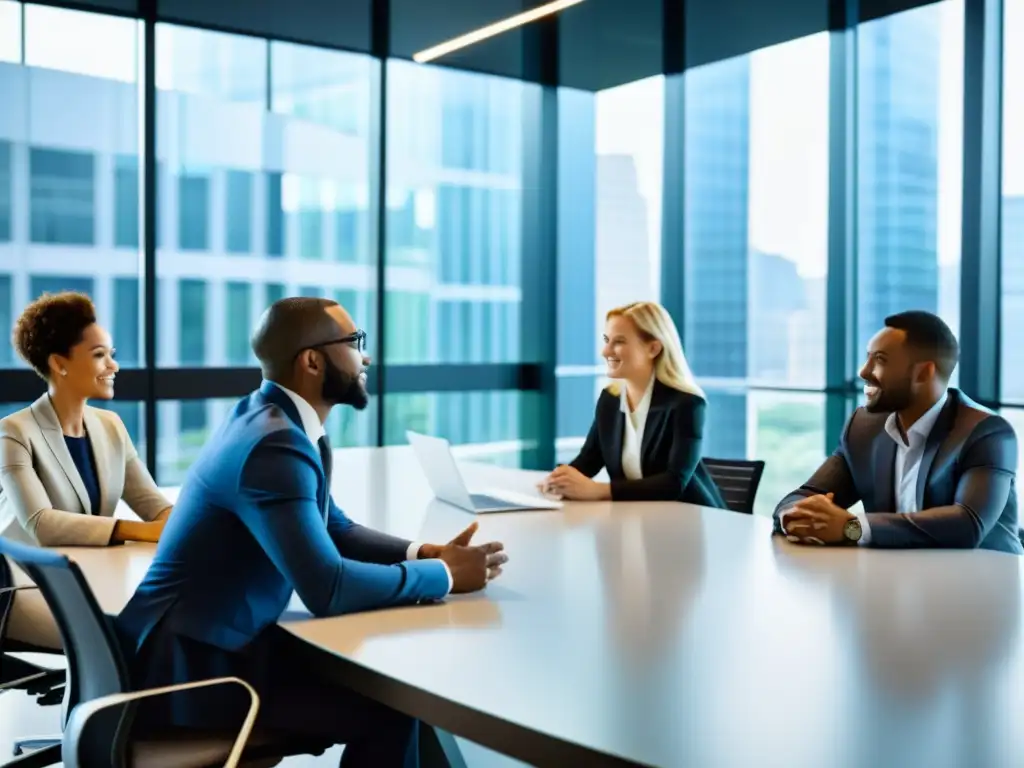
[406,431,562,513]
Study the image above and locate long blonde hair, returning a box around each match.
[604,301,705,399]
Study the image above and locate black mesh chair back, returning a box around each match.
[703,458,766,515]
[0,537,134,764]
[0,555,14,643]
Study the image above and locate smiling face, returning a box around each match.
[52,323,119,400]
[318,304,370,410]
[858,326,934,414]
[602,314,661,382]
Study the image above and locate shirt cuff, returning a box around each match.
[408,541,453,594]
[854,510,872,546]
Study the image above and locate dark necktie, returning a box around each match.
[317,434,333,521]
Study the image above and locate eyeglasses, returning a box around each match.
[317,329,367,353]
[297,330,367,360]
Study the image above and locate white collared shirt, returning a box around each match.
[267,381,428,567]
[619,376,656,481]
[855,391,948,546]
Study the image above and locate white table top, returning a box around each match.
[63,446,1024,768]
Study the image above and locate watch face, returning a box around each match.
[844,518,862,541]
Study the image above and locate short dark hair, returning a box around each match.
[884,310,960,381]
[251,296,340,381]
[13,292,98,380]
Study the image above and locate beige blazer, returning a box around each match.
[0,395,170,547]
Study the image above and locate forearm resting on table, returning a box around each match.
[111,518,164,544]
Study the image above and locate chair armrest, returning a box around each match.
[0,585,38,595]
[0,669,54,692]
[62,676,260,768]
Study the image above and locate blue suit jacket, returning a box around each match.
[117,383,450,684]
[773,389,1023,554]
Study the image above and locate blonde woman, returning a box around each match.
[544,301,726,506]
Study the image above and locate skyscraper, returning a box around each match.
[684,55,751,460]
[857,10,942,351]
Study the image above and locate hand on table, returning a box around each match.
[418,522,508,592]
[780,493,854,546]
[543,465,610,501]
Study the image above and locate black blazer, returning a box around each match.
[569,380,726,507]
[773,388,1023,554]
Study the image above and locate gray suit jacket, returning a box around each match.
[0,395,170,547]
[774,389,1023,554]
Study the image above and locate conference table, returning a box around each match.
[62,446,1024,768]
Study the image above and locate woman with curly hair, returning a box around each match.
[0,291,171,648]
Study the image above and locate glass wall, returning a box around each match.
[0,0,1020,507]
[856,1,963,373]
[0,4,143,444]
[152,25,379,468]
[556,76,665,463]
[681,32,830,511]
[383,61,534,464]
[1002,0,1024,403]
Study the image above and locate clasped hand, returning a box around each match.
[418,522,509,593]
[540,465,610,501]
[780,493,855,546]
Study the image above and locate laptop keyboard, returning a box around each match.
[470,493,513,509]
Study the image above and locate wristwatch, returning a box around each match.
[842,516,863,544]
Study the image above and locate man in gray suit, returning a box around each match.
[776,311,1022,554]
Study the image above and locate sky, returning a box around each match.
[3,0,1023,283]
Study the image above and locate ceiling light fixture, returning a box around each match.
[413,0,586,64]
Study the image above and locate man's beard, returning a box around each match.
[865,378,913,414]
[322,358,368,410]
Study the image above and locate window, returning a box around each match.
[676,34,830,515]
[225,282,252,365]
[266,172,285,257]
[557,77,666,455]
[1000,410,1024,478]
[298,188,325,261]
[857,1,963,360]
[114,155,139,248]
[30,148,96,245]
[326,395,376,449]
[1002,0,1024,402]
[99,401,144,457]
[178,279,207,365]
[154,24,376,378]
[113,278,140,366]
[225,170,253,253]
[158,400,216,485]
[0,141,11,241]
[0,275,10,365]
[684,34,829,390]
[31,276,94,298]
[384,392,532,468]
[25,5,138,82]
[385,62,530,366]
[178,172,210,251]
[0,1,19,64]
[265,282,285,308]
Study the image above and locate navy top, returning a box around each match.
[64,435,101,514]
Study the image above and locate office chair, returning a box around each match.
[703,458,766,516]
[0,537,329,767]
[1,555,65,695]
[1,556,67,765]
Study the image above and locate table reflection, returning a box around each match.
[593,509,706,663]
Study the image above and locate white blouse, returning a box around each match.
[619,376,656,481]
